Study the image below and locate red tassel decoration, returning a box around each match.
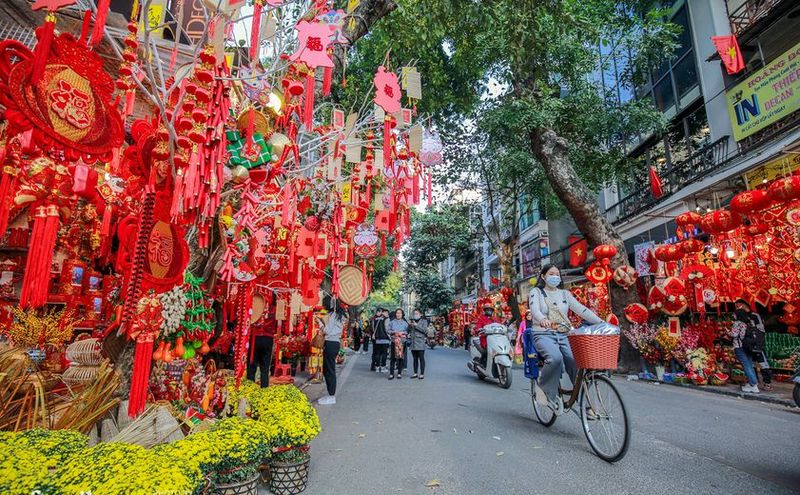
[31,15,56,85]
[80,9,92,45]
[100,204,113,258]
[0,171,15,237]
[90,0,112,47]
[426,171,432,207]
[250,0,264,62]
[128,338,154,418]
[20,205,59,308]
[383,117,392,169]
[303,71,315,129]
[380,232,387,256]
[322,65,332,96]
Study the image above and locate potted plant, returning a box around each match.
[268,446,311,495]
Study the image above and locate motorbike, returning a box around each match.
[427,337,437,350]
[792,364,800,408]
[467,322,513,389]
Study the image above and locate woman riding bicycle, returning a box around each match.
[529,264,603,415]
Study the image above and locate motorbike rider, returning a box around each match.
[530,265,603,415]
[475,303,500,363]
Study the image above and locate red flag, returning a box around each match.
[649,165,664,198]
[568,236,588,267]
[711,35,745,75]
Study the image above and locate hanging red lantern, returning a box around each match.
[676,211,701,230]
[699,209,741,234]
[592,244,617,263]
[767,175,800,203]
[654,244,683,262]
[730,189,770,214]
[680,238,705,255]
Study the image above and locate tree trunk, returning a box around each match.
[499,241,522,324]
[333,0,398,77]
[529,127,639,372]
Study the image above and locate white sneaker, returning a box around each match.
[741,384,760,393]
[318,395,336,405]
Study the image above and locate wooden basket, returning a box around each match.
[568,334,619,370]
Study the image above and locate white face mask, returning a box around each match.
[545,275,561,287]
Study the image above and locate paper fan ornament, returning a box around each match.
[419,128,443,167]
[373,66,402,113]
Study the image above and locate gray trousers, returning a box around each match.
[533,332,576,401]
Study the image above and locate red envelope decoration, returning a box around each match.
[373,66,402,113]
[291,20,334,68]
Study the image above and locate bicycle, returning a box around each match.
[524,330,630,463]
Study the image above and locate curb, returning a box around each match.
[627,377,797,409]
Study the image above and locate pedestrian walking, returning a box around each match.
[530,265,603,415]
[372,308,390,372]
[387,308,409,380]
[732,299,769,393]
[246,295,277,387]
[409,309,429,379]
[317,295,347,405]
[362,318,371,354]
[351,318,362,353]
[463,324,471,351]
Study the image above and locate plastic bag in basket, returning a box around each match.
[569,322,620,336]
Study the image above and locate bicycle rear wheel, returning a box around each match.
[579,373,630,462]
[531,380,556,426]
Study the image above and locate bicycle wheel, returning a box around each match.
[531,379,556,426]
[579,373,630,462]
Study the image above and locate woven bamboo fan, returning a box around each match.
[337,265,368,306]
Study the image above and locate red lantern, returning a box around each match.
[676,211,701,230]
[654,244,683,262]
[592,244,617,266]
[680,238,705,255]
[768,175,800,203]
[730,189,770,214]
[699,209,741,234]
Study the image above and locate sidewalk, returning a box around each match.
[627,375,798,408]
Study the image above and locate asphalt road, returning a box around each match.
[307,347,800,495]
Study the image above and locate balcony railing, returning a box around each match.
[728,0,793,38]
[605,137,732,225]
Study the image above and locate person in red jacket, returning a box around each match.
[475,302,500,354]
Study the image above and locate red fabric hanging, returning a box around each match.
[383,117,392,169]
[649,165,664,199]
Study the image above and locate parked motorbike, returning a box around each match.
[792,364,800,408]
[467,323,513,389]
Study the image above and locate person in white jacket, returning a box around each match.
[529,265,603,415]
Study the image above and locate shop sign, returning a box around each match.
[520,242,540,279]
[744,150,800,187]
[726,40,800,141]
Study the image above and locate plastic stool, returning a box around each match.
[273,363,292,378]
